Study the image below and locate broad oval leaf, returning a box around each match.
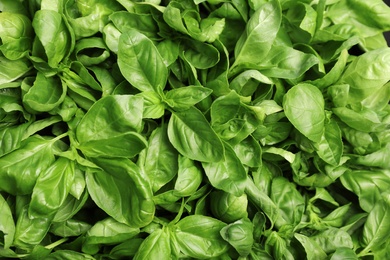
[32,10,73,67]
[340,170,390,212]
[294,233,327,260]
[14,206,52,250]
[283,83,325,143]
[23,73,66,113]
[174,215,229,259]
[29,157,75,219]
[82,217,140,255]
[76,95,147,158]
[232,0,281,69]
[174,155,203,197]
[118,29,167,93]
[0,136,55,195]
[165,85,213,110]
[133,228,172,260]
[202,142,247,196]
[167,106,224,163]
[361,193,390,254]
[270,177,305,227]
[315,119,343,166]
[142,125,178,193]
[86,157,155,228]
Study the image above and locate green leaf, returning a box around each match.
[50,219,91,237]
[46,250,95,260]
[76,95,147,158]
[23,73,66,113]
[270,177,305,226]
[86,157,155,228]
[220,217,254,257]
[231,0,281,70]
[181,38,220,69]
[294,233,327,260]
[202,141,247,196]
[311,228,353,253]
[53,190,89,223]
[74,37,110,66]
[315,119,343,166]
[168,106,224,163]
[360,193,390,255]
[340,170,390,212]
[174,155,203,197]
[118,29,167,93]
[330,247,358,260]
[0,122,30,156]
[283,83,325,143]
[29,157,75,218]
[0,13,32,60]
[259,45,319,79]
[14,206,52,250]
[0,56,31,85]
[141,124,178,192]
[0,194,15,249]
[32,10,73,67]
[134,228,173,260]
[210,190,248,223]
[82,217,140,255]
[0,136,55,195]
[164,85,213,110]
[337,48,390,102]
[174,215,229,259]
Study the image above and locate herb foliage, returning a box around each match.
[1,0,390,259]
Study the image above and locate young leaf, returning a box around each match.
[202,141,247,196]
[173,155,203,197]
[118,29,167,93]
[76,95,147,158]
[86,157,155,228]
[232,0,282,70]
[141,124,178,193]
[315,119,343,166]
[0,136,55,195]
[32,10,72,67]
[168,106,224,163]
[164,86,213,110]
[134,228,173,260]
[82,217,140,255]
[29,157,75,218]
[360,193,390,255]
[174,215,229,259]
[283,83,325,143]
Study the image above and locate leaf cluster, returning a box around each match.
[1,0,390,259]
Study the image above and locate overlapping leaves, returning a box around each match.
[1,0,390,259]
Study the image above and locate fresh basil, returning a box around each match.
[1,0,390,258]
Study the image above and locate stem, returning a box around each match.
[45,237,69,250]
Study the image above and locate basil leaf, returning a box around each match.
[0,194,15,249]
[168,106,224,163]
[283,83,325,143]
[174,215,229,259]
[86,157,155,228]
[118,29,167,94]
